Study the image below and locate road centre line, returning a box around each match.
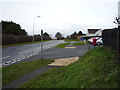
[19,50,32,54]
[0,56,10,59]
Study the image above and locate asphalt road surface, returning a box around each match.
[23,44,94,62]
[1,40,64,67]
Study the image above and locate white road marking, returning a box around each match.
[6,61,12,63]
[0,64,2,67]
[0,56,10,59]
[22,57,25,60]
[32,53,35,55]
[11,60,16,64]
[19,52,25,54]
[36,52,38,54]
[19,50,32,54]
[30,54,33,57]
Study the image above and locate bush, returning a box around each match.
[2,35,41,45]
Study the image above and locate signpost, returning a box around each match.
[41,29,43,59]
[118,1,120,53]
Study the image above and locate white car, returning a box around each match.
[97,38,103,45]
[88,37,100,44]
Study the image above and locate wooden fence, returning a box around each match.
[102,28,120,53]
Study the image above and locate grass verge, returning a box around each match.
[55,43,70,48]
[73,42,88,46]
[2,59,54,86]
[1,40,51,47]
[19,47,120,88]
[64,39,80,42]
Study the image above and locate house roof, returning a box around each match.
[88,29,99,34]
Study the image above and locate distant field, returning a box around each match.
[2,59,54,86]
[19,47,120,88]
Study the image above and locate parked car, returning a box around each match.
[97,38,103,45]
[88,37,100,44]
[88,38,94,43]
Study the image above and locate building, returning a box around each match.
[86,29,101,37]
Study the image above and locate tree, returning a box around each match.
[70,31,78,39]
[78,31,83,36]
[2,21,27,35]
[55,32,62,40]
[43,32,51,40]
[43,32,50,37]
[66,35,70,39]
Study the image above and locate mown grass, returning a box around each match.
[55,43,70,48]
[2,59,54,86]
[73,42,88,46]
[1,40,51,47]
[19,47,120,88]
[64,39,80,42]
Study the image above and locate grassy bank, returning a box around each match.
[2,59,54,86]
[2,40,51,47]
[55,43,70,48]
[19,47,120,88]
[73,42,88,46]
[64,39,80,42]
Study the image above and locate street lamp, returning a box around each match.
[33,16,40,42]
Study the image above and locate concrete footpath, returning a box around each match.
[3,44,94,89]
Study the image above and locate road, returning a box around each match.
[1,40,64,67]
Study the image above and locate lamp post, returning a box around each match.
[33,16,40,42]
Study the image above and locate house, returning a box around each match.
[77,29,103,40]
[86,29,100,37]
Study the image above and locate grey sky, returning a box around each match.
[1,0,119,37]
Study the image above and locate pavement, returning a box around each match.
[22,44,93,62]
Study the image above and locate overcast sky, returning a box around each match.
[1,0,119,37]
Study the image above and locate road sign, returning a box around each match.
[41,29,43,35]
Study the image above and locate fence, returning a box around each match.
[102,28,120,53]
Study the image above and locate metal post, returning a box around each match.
[41,29,43,59]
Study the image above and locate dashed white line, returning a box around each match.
[19,52,25,54]
[10,60,16,64]
[19,50,32,54]
[30,54,33,57]
[0,56,10,59]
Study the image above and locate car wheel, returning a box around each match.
[97,42,101,45]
